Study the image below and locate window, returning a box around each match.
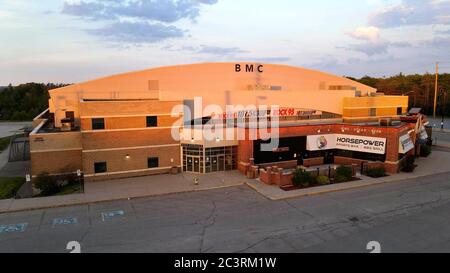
[94,162,107,173]
[146,116,158,127]
[92,118,105,130]
[148,157,159,168]
[65,111,75,120]
[397,107,403,115]
[369,108,376,117]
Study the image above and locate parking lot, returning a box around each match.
[2,169,450,253]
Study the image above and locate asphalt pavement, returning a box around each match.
[2,170,450,253]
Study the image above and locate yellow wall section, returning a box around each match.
[343,96,408,118]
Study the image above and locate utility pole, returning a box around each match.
[434,62,439,119]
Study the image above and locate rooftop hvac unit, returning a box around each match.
[60,118,73,131]
[379,118,393,126]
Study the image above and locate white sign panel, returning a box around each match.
[335,134,386,155]
[306,135,336,151]
[307,134,387,154]
[419,126,428,140]
[399,134,414,154]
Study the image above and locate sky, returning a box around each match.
[0,0,450,85]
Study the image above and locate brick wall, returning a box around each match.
[82,145,180,175]
[303,157,324,167]
[31,150,82,176]
[82,128,179,150]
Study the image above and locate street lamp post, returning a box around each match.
[439,89,447,131]
[76,169,82,193]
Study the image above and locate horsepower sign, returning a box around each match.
[307,134,386,154]
[335,134,386,154]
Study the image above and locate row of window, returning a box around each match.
[91,116,158,130]
[368,107,403,117]
[94,157,159,173]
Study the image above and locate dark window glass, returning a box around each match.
[148,157,159,168]
[94,162,107,173]
[92,118,105,130]
[65,111,75,120]
[397,107,403,115]
[146,116,158,127]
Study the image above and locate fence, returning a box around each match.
[8,133,30,162]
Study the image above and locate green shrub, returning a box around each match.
[366,167,386,178]
[336,165,353,180]
[334,175,349,183]
[292,169,313,187]
[420,145,432,157]
[34,173,61,196]
[316,175,330,185]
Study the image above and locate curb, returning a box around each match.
[0,182,246,214]
[245,170,450,201]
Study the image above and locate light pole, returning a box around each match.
[76,169,82,193]
[438,89,448,130]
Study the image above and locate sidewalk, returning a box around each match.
[247,150,450,200]
[1,150,450,213]
[0,171,245,213]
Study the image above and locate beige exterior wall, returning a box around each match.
[30,131,82,152]
[81,128,179,150]
[31,150,82,176]
[82,145,180,176]
[80,115,180,131]
[79,100,181,117]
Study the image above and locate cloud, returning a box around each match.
[342,41,387,56]
[196,45,246,56]
[347,26,380,42]
[420,35,450,47]
[168,45,247,56]
[369,0,450,28]
[63,0,218,22]
[343,25,412,56]
[62,0,219,43]
[87,21,184,43]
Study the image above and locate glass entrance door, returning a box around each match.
[193,157,200,173]
[186,156,201,173]
[211,155,225,172]
[186,156,194,172]
[217,155,225,171]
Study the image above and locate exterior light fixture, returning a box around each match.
[216,137,221,142]
[125,154,131,159]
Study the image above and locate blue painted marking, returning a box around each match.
[52,217,78,226]
[0,223,28,233]
[101,210,125,221]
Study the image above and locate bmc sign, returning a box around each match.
[235,64,264,73]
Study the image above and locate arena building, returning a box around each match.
[29,63,422,182]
